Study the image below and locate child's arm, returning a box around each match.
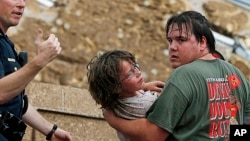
[143,81,165,93]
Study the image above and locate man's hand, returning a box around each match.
[102,108,116,126]
[34,29,62,67]
[51,128,73,141]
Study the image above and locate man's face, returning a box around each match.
[0,0,26,32]
[167,23,201,69]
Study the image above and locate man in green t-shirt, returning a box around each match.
[103,11,250,141]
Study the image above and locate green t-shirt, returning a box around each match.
[146,59,250,141]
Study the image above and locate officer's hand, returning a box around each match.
[34,29,61,66]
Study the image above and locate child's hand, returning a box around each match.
[143,81,165,93]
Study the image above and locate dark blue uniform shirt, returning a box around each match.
[0,30,24,140]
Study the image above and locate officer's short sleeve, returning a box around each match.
[0,60,5,78]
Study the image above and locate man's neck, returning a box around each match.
[199,53,216,60]
[0,24,8,34]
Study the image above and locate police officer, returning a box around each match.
[0,0,73,141]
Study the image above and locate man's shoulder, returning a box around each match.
[171,60,216,76]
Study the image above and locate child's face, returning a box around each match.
[119,60,145,93]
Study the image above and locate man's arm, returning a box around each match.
[0,29,61,103]
[103,109,169,141]
[22,104,73,141]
